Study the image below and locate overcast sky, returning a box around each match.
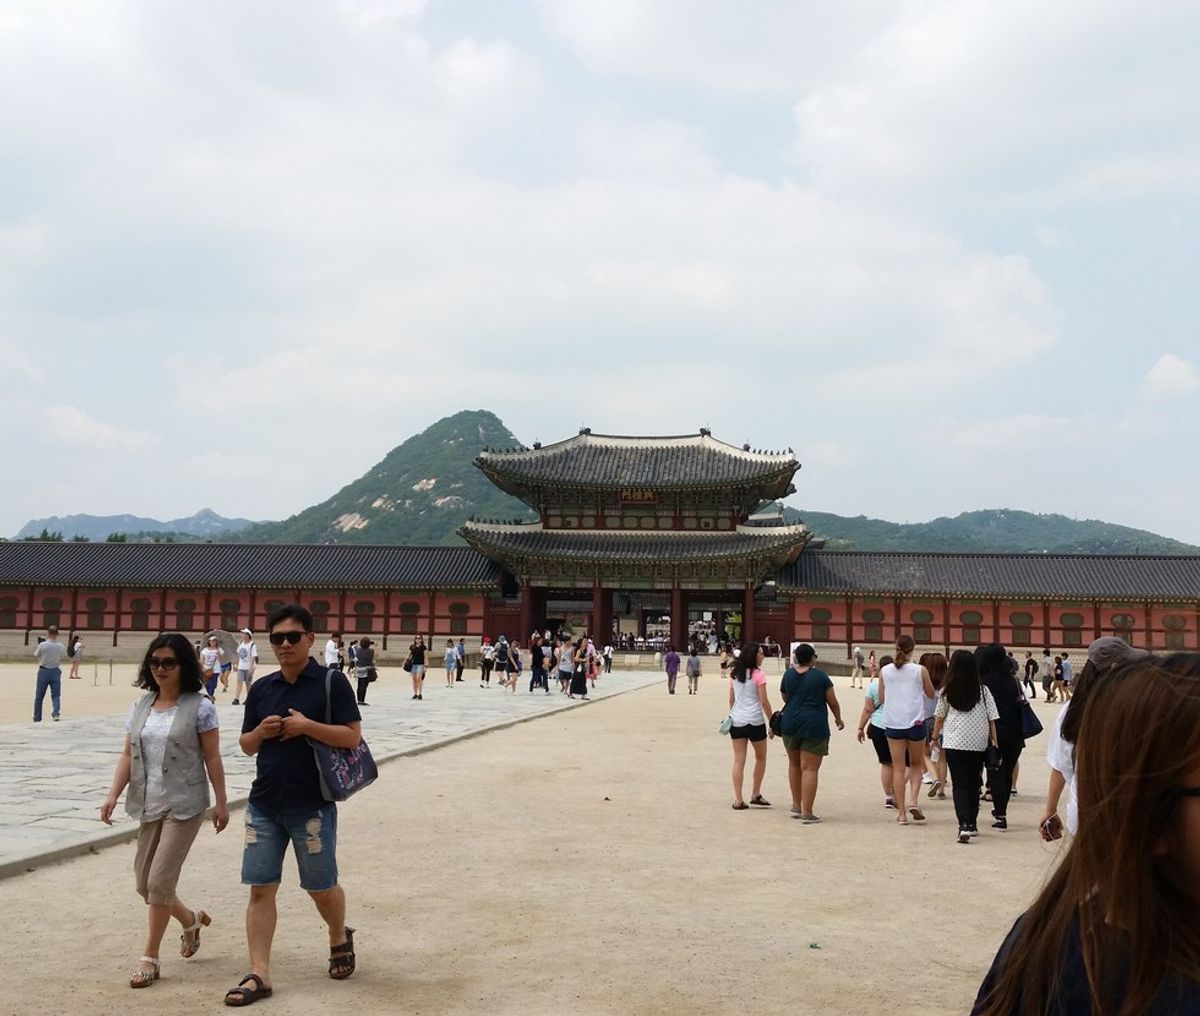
[3,1,1199,542]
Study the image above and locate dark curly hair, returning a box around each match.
[134,633,204,696]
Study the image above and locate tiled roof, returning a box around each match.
[0,542,501,589]
[777,551,1200,601]
[477,431,798,493]
[460,522,810,563]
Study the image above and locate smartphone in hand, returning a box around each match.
[1040,815,1064,841]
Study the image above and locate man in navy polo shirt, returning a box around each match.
[223,604,362,1006]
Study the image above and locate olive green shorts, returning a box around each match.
[782,735,830,756]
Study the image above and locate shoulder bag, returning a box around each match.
[983,741,1002,771]
[718,715,733,735]
[309,669,378,802]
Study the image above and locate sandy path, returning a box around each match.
[0,679,1062,1015]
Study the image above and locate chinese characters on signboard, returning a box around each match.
[618,488,658,504]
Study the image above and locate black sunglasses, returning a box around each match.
[269,631,307,646]
[148,658,179,671]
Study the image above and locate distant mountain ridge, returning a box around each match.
[14,508,259,542]
[17,412,1200,554]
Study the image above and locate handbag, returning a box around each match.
[366,666,378,683]
[402,655,413,673]
[769,710,783,736]
[1020,699,1043,739]
[308,668,378,802]
[984,742,1002,771]
[718,715,733,735]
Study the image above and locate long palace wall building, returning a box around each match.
[2,429,1199,658]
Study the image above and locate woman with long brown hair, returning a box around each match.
[919,652,949,798]
[878,634,936,825]
[726,641,775,810]
[974,653,1200,1015]
[931,650,997,844]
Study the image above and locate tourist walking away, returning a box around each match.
[200,636,224,700]
[443,639,457,688]
[407,634,427,699]
[1040,636,1150,841]
[856,656,897,808]
[919,653,949,797]
[1041,648,1054,701]
[33,624,67,721]
[455,638,466,682]
[850,646,865,689]
[726,641,775,810]
[978,643,1025,832]
[225,603,363,1007]
[779,644,843,823]
[354,638,376,706]
[603,643,613,673]
[1021,652,1038,698]
[69,632,84,679]
[233,629,258,705]
[686,649,702,694]
[931,650,998,844]
[530,634,549,694]
[878,635,936,825]
[557,637,574,693]
[493,635,510,690]
[973,652,1200,1016]
[568,637,590,699]
[480,637,494,687]
[100,633,230,989]
[503,641,522,693]
[1060,652,1073,698]
[664,645,681,694]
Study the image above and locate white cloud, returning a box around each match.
[40,406,161,453]
[1142,354,1200,396]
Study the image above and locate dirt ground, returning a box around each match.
[0,676,1063,1015]
[0,659,145,724]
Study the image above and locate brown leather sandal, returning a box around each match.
[224,973,273,1006]
[329,927,356,980]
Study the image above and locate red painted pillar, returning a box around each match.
[743,585,755,642]
[520,586,534,644]
[670,585,685,651]
[592,585,607,644]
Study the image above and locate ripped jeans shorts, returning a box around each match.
[241,802,339,891]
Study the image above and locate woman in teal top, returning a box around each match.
[779,643,844,823]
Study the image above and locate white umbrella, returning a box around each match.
[204,628,240,665]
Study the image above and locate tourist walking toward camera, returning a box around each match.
[978,643,1025,832]
[33,624,67,722]
[973,652,1200,1015]
[727,641,774,810]
[779,644,843,823]
[686,649,702,694]
[233,629,258,705]
[931,650,997,844]
[69,632,84,679]
[878,635,936,825]
[850,646,865,689]
[407,634,427,700]
[664,645,681,694]
[443,639,457,688]
[224,603,363,1007]
[354,638,375,706]
[100,633,229,989]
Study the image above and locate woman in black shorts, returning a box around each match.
[726,642,775,810]
[856,655,897,808]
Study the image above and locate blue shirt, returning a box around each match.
[242,657,361,813]
[779,666,833,739]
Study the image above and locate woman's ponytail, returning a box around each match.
[894,634,916,668]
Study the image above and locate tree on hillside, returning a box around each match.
[24,529,64,542]
[105,532,128,543]
[71,535,90,542]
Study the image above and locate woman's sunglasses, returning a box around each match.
[147,658,179,671]
[269,631,307,646]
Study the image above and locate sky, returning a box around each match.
[2,1,1199,542]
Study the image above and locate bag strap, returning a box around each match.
[324,668,333,725]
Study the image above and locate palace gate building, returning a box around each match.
[2,429,1199,658]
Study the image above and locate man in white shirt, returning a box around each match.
[234,628,259,705]
[325,633,341,669]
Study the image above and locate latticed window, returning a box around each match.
[1061,613,1085,647]
[219,598,241,631]
[129,597,152,631]
[1164,614,1187,650]
[1111,613,1136,641]
[863,608,885,642]
[262,600,286,626]
[85,596,107,629]
[911,610,934,644]
[41,597,63,629]
[809,607,832,642]
[309,600,331,633]
[1010,611,1033,646]
[448,602,469,636]
[960,610,983,645]
[174,598,195,631]
[0,596,18,628]
[399,601,420,635]
[354,601,375,634]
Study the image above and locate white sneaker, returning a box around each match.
[922,774,934,785]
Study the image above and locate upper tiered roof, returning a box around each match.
[475,429,799,502]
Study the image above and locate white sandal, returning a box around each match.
[179,909,211,959]
[129,956,159,988]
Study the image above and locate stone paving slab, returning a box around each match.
[0,670,662,877]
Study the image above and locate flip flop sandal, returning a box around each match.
[224,974,272,1006]
[909,807,926,822]
[927,780,942,798]
[129,956,159,989]
[749,795,772,807]
[731,802,750,810]
[180,909,211,958]
[329,927,356,980]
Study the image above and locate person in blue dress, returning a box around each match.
[778,643,844,824]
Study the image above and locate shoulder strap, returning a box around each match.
[324,668,333,724]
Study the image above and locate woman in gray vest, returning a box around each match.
[100,633,230,989]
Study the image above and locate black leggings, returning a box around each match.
[944,748,985,830]
[986,738,1024,818]
[356,677,370,704]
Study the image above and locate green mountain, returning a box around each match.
[237,410,533,545]
[783,507,1200,555]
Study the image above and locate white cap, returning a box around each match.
[240,628,253,635]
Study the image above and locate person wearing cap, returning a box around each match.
[233,629,258,706]
[479,636,494,687]
[33,624,68,722]
[1039,636,1151,840]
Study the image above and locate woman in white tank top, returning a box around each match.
[878,634,936,825]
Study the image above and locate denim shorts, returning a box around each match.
[885,723,928,742]
[241,802,339,892]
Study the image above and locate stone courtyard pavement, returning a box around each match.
[0,669,662,877]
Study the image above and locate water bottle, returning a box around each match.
[931,743,941,763]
